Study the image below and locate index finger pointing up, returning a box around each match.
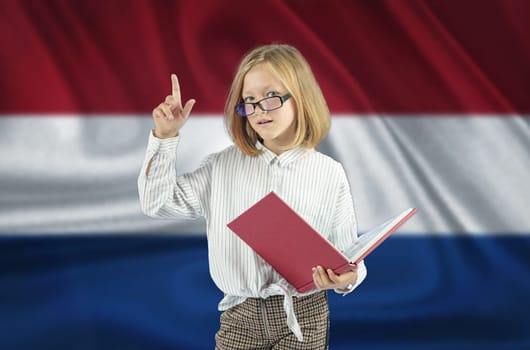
[171,74,182,105]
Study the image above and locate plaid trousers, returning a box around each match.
[215,291,329,350]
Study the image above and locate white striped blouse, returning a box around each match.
[138,131,367,341]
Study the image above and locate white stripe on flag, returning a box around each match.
[1,115,529,234]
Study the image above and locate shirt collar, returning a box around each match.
[256,141,313,167]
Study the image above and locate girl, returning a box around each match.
[139,44,367,349]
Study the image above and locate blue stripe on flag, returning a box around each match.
[1,235,529,350]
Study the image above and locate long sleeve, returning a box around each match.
[138,131,212,220]
[329,165,367,295]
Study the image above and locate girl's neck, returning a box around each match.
[263,141,293,156]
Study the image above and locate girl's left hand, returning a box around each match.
[312,264,358,291]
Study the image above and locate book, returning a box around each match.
[227,191,416,292]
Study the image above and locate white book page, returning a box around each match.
[343,208,415,263]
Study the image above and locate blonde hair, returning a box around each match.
[224,44,330,156]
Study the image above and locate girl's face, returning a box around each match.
[242,63,297,155]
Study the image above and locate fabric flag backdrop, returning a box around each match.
[1,1,530,349]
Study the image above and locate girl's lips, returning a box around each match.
[257,119,273,125]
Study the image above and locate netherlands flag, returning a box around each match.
[1,1,529,349]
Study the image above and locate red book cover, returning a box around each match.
[227,191,416,292]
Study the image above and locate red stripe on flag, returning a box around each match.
[1,1,529,114]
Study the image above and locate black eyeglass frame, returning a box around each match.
[235,93,292,117]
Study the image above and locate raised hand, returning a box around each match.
[152,74,196,138]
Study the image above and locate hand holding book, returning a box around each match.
[312,264,358,291]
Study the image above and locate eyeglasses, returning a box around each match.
[235,93,292,117]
